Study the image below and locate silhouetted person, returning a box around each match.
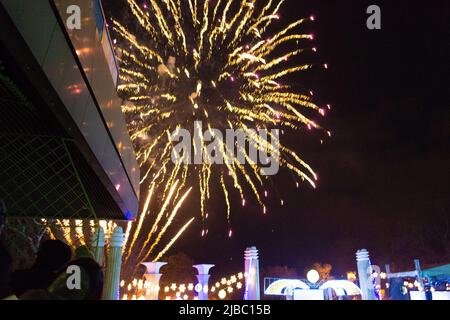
[0,199,16,299]
[74,245,98,261]
[21,257,103,300]
[0,244,15,299]
[10,239,72,297]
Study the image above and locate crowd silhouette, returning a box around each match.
[0,201,104,300]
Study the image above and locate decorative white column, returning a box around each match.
[103,226,124,300]
[356,249,376,300]
[194,264,215,300]
[90,227,105,266]
[244,247,260,300]
[141,262,167,300]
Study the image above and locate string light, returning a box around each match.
[121,270,247,300]
[218,290,227,300]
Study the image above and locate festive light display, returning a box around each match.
[47,193,194,273]
[306,269,320,284]
[110,0,330,232]
[120,271,246,300]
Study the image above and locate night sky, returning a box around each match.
[106,1,450,278]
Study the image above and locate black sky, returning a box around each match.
[105,0,450,278]
[168,0,450,278]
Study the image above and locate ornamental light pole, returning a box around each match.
[356,249,376,300]
[141,262,167,300]
[90,226,105,266]
[194,264,215,300]
[103,227,124,300]
[244,246,260,300]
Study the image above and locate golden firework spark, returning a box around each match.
[111,0,328,232]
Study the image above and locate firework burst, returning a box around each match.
[111,0,329,236]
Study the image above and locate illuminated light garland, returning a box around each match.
[121,270,248,300]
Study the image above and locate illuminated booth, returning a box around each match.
[264,270,362,300]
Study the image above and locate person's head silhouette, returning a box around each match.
[34,240,72,271]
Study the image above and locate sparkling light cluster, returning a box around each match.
[112,0,330,233]
[120,271,246,300]
[211,272,247,299]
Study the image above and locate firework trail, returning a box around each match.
[111,0,329,239]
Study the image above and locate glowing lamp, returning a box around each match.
[307,269,320,284]
[218,290,227,300]
[194,283,203,293]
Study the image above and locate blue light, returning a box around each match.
[125,210,132,220]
